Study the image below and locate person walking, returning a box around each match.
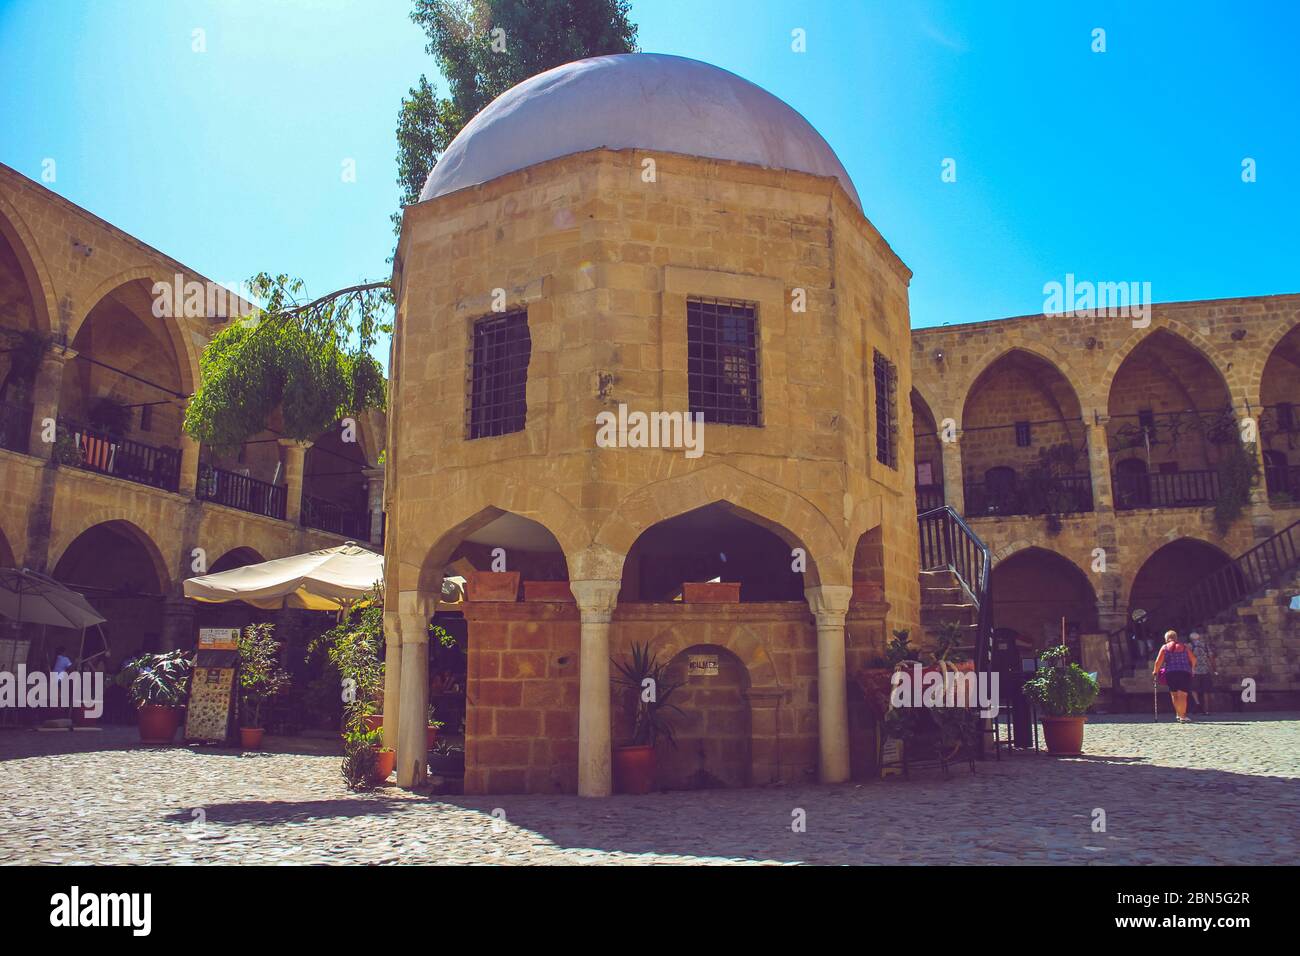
[1152,630,1198,723]
[1187,631,1214,715]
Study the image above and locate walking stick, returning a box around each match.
[1153,674,1159,722]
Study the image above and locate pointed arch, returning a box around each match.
[0,191,57,334]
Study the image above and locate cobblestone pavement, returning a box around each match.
[1,714,1296,865]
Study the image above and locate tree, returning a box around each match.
[183,274,389,448]
[396,0,639,211]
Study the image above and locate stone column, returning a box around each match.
[571,579,622,797]
[395,591,433,788]
[178,433,201,497]
[805,584,854,784]
[939,439,964,514]
[160,596,196,651]
[27,345,76,459]
[1084,417,1115,513]
[381,610,402,754]
[1241,403,1276,542]
[277,439,312,524]
[363,465,385,546]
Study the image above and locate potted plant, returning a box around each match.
[236,623,291,750]
[316,590,394,788]
[610,642,683,794]
[1023,644,1100,755]
[115,650,192,745]
[427,701,445,749]
[428,739,465,776]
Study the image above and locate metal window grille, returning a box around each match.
[1014,420,1032,447]
[467,311,531,439]
[687,297,761,426]
[873,350,898,468]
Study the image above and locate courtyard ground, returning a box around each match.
[0,714,1295,865]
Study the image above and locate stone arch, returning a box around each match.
[1253,314,1300,405]
[989,545,1100,646]
[989,538,1095,582]
[955,342,1086,426]
[406,477,588,594]
[1120,534,1235,613]
[70,268,200,395]
[594,464,847,586]
[1101,319,1240,414]
[209,546,266,574]
[49,513,173,593]
[641,623,780,689]
[0,192,57,334]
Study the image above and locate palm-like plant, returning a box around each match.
[116,650,192,708]
[611,642,685,748]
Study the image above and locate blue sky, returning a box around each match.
[1,0,1296,356]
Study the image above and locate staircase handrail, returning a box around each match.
[1107,519,1300,686]
[918,506,994,674]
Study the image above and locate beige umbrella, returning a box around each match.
[184,543,385,611]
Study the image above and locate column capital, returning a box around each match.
[277,437,313,452]
[805,584,853,620]
[396,590,436,641]
[570,579,622,622]
[382,609,402,646]
[42,344,77,366]
[362,465,385,481]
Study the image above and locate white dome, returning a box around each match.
[419,53,862,210]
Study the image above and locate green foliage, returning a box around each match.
[236,623,291,728]
[115,650,193,708]
[1023,644,1100,716]
[87,397,132,438]
[1214,440,1261,533]
[611,642,683,748]
[183,274,388,448]
[396,0,639,211]
[932,620,968,665]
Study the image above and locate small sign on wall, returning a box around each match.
[198,628,239,650]
[687,654,719,678]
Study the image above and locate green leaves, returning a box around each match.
[183,274,389,448]
[1023,644,1100,716]
[236,623,291,728]
[396,0,639,213]
[116,650,193,708]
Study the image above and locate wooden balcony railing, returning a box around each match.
[915,483,945,514]
[301,494,371,539]
[1112,469,1219,510]
[56,417,181,491]
[196,463,287,520]
[963,473,1093,518]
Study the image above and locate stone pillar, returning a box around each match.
[277,439,312,524]
[571,579,621,797]
[1084,417,1115,513]
[396,591,433,788]
[27,345,76,459]
[363,465,385,546]
[939,439,964,514]
[160,596,196,651]
[382,610,402,754]
[1241,403,1276,542]
[805,583,854,784]
[178,433,201,497]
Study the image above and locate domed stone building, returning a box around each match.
[385,54,920,794]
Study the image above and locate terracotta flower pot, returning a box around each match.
[371,748,396,783]
[522,580,574,602]
[467,571,521,602]
[612,744,657,794]
[137,704,181,745]
[363,713,384,734]
[682,581,741,603]
[1041,715,1087,755]
[240,727,265,749]
[426,724,439,749]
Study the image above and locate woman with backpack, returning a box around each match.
[1152,630,1198,723]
